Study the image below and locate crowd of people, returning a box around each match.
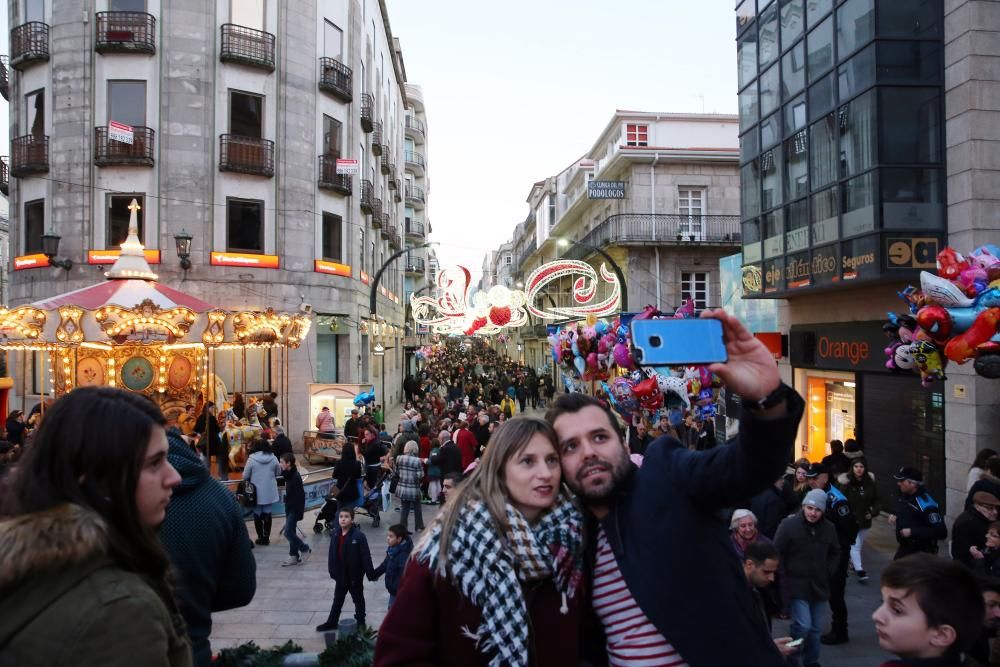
[3,310,1000,666]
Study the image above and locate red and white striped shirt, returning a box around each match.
[592,528,688,666]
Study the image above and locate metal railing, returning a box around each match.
[371,121,384,156]
[384,162,397,180]
[95,11,156,54]
[387,224,401,249]
[317,155,351,195]
[10,22,49,69]
[360,94,374,132]
[95,126,155,166]
[405,115,425,136]
[318,57,352,102]
[405,221,425,238]
[404,150,425,169]
[371,198,384,229]
[220,23,275,71]
[359,179,375,212]
[562,214,742,261]
[219,134,274,176]
[0,56,8,101]
[521,323,549,339]
[10,135,49,176]
[0,157,8,196]
[405,257,425,274]
[404,184,425,206]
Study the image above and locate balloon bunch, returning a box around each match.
[353,390,376,407]
[548,318,621,382]
[602,366,722,425]
[884,244,1000,385]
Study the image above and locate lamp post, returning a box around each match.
[369,242,435,318]
[174,229,193,272]
[556,237,628,310]
[40,231,73,272]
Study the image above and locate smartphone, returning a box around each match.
[785,638,804,648]
[630,319,728,366]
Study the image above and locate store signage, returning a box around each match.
[335,158,359,175]
[886,237,939,270]
[373,342,385,356]
[587,180,626,199]
[811,245,839,287]
[13,253,50,270]
[88,249,161,265]
[210,252,280,269]
[108,120,134,144]
[360,270,370,285]
[790,321,888,373]
[741,265,762,295]
[763,258,783,294]
[754,332,785,359]
[314,259,351,276]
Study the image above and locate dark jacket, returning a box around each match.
[282,466,305,517]
[879,657,972,667]
[374,558,585,667]
[821,451,851,477]
[328,525,375,584]
[839,472,880,530]
[894,487,948,557]
[749,482,799,539]
[194,410,222,457]
[272,433,293,459]
[4,418,24,446]
[333,459,363,505]
[580,387,805,667]
[774,512,840,601]
[952,508,993,568]
[433,441,463,478]
[372,536,413,595]
[822,482,859,548]
[160,429,256,667]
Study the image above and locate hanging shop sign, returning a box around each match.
[373,342,385,356]
[88,249,161,265]
[210,252,280,269]
[314,259,351,277]
[14,254,51,270]
[587,180,626,199]
[789,321,888,373]
[360,270,370,285]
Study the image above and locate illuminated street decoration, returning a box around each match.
[524,260,621,319]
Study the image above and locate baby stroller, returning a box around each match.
[313,470,387,532]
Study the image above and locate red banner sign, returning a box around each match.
[314,260,351,277]
[210,252,280,269]
[14,254,50,270]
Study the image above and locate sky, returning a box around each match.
[385,0,738,277]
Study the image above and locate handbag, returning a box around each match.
[388,469,400,495]
[237,480,257,507]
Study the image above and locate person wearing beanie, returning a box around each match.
[952,490,1000,568]
[891,465,947,561]
[774,488,840,667]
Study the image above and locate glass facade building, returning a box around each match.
[737,0,945,297]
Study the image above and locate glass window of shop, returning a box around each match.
[795,370,857,462]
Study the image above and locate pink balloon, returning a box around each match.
[613,342,634,369]
[587,352,598,369]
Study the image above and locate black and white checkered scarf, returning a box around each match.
[416,495,584,666]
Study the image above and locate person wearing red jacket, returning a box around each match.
[374,417,585,667]
[452,421,478,471]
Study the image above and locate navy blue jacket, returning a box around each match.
[372,536,413,595]
[585,388,804,667]
[282,467,305,517]
[328,524,376,585]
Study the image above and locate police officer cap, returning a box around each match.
[893,466,923,483]
[804,462,829,478]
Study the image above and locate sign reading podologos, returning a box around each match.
[587,180,626,199]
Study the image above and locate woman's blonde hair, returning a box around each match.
[426,416,560,572]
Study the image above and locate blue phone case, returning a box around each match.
[630,319,728,366]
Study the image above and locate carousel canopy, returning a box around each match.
[31,279,215,313]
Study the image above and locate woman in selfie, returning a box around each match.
[374,417,586,667]
[0,387,192,666]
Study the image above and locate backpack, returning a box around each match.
[237,480,257,507]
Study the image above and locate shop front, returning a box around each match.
[790,321,946,509]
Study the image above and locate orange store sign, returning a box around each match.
[88,249,162,265]
[314,260,351,276]
[210,252,280,269]
[13,254,50,270]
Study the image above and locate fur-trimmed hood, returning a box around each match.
[0,503,109,591]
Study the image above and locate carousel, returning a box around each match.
[0,199,311,469]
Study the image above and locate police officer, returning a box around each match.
[891,465,946,560]
[806,462,858,645]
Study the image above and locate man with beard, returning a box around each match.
[547,310,804,667]
[969,576,1000,666]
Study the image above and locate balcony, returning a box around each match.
[219,134,274,177]
[405,257,425,275]
[360,93,374,132]
[385,162,397,180]
[10,22,49,70]
[405,221,425,239]
[561,214,742,261]
[0,157,8,196]
[318,154,351,195]
[0,56,8,101]
[405,184,426,209]
[371,121,385,156]
[392,181,402,202]
[520,323,549,339]
[387,224,401,249]
[404,150,425,174]
[10,135,49,176]
[95,126,155,167]
[220,23,275,72]
[95,12,156,54]
[360,179,375,213]
[404,115,425,141]
[371,200,384,229]
[318,57,352,102]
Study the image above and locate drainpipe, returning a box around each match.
[651,151,661,309]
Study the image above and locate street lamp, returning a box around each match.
[41,231,73,272]
[174,229,193,272]
[556,237,628,310]
[369,242,436,319]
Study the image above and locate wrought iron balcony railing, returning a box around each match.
[405,221,425,238]
[10,22,49,69]
[371,199,384,229]
[404,185,426,207]
[360,93,374,132]
[381,156,394,177]
[0,156,8,196]
[10,135,49,176]
[95,126,155,166]
[405,150,425,170]
[360,179,375,213]
[220,23,275,71]
[405,257,425,274]
[404,115,425,138]
[561,214,742,262]
[219,134,274,177]
[318,154,351,195]
[318,57,352,102]
[371,121,384,156]
[0,56,8,101]
[95,12,156,54]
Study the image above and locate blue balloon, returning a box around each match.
[595,320,609,335]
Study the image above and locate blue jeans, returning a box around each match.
[253,502,273,517]
[283,511,310,557]
[388,593,396,608]
[790,598,827,665]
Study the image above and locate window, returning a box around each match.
[761,148,783,210]
[740,86,759,129]
[737,1,755,35]
[809,114,837,189]
[743,218,762,262]
[808,72,835,122]
[806,16,834,81]
[780,0,804,51]
[759,64,780,118]
[230,91,263,138]
[837,0,875,58]
[679,189,705,239]
[763,210,784,258]
[843,172,876,235]
[322,114,341,157]
[758,3,779,68]
[110,0,145,10]
[742,161,761,218]
[231,0,264,30]
[24,200,44,254]
[877,42,942,86]
[359,228,366,273]
[321,212,342,261]
[838,43,875,101]
[107,194,144,247]
[738,27,758,91]
[879,88,942,165]
[877,1,941,40]
[811,185,839,244]
[324,19,343,58]
[740,128,759,165]
[781,43,806,100]
[25,89,44,137]
[681,272,709,311]
[504,254,512,266]
[785,131,809,199]
[806,0,831,26]
[226,198,264,253]
[761,113,780,149]
[839,90,875,178]
[880,168,944,230]
[548,194,556,228]
[785,199,810,252]
[108,81,146,127]
[784,95,807,136]
[626,124,648,147]
[26,0,44,23]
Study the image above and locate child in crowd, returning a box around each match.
[872,553,984,667]
[971,522,1000,578]
[370,524,413,607]
[279,453,311,566]
[316,508,375,632]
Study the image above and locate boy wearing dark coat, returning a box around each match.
[279,453,311,566]
[317,507,375,632]
[370,524,413,607]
